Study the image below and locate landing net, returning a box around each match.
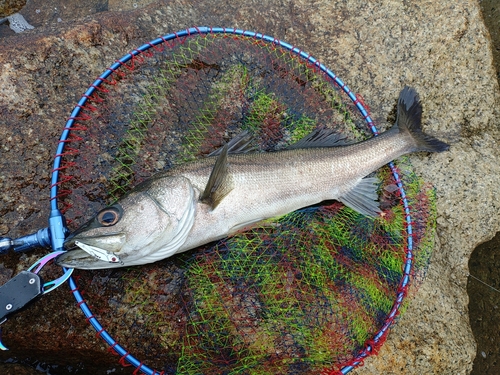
[51,27,437,374]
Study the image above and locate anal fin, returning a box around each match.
[338,177,381,217]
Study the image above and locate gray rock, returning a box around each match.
[0,0,498,374]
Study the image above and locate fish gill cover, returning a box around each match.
[55,30,436,374]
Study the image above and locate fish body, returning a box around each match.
[56,87,449,269]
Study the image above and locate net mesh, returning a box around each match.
[55,30,436,374]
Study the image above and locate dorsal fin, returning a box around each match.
[200,144,233,209]
[208,131,256,156]
[287,127,352,149]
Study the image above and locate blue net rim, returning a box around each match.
[49,26,416,375]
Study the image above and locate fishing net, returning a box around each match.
[52,28,437,374]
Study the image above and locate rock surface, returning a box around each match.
[468,232,500,374]
[0,0,26,18]
[0,0,498,374]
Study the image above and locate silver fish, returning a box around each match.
[56,87,449,269]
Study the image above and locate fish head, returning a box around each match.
[57,176,197,269]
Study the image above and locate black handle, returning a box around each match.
[0,271,43,324]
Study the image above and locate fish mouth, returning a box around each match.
[58,233,126,269]
[64,232,126,250]
[56,249,123,270]
[56,248,100,268]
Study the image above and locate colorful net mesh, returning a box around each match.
[54,28,437,374]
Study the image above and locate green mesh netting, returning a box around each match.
[58,31,437,374]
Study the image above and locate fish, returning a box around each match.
[56,86,449,269]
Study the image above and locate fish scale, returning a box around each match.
[175,131,413,252]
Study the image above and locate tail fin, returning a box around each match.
[396,86,450,152]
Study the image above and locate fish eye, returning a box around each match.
[97,207,121,227]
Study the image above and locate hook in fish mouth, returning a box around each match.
[72,241,122,263]
[56,241,123,269]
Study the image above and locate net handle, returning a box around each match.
[48,26,413,375]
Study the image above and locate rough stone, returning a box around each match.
[108,0,158,12]
[0,363,39,375]
[468,232,500,374]
[0,0,26,18]
[0,0,498,374]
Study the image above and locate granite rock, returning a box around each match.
[0,0,498,374]
[0,0,26,18]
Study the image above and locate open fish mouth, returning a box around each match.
[72,241,122,263]
[56,248,101,268]
[57,235,125,268]
[56,244,123,269]
[64,231,126,250]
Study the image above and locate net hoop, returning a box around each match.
[49,26,415,375]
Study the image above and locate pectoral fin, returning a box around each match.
[338,177,381,217]
[200,144,233,209]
